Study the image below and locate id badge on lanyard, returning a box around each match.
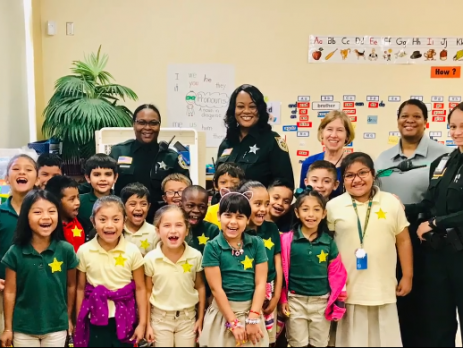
[352,197,373,270]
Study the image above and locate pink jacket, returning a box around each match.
[279,231,347,321]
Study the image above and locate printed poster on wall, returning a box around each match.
[167,64,235,147]
[308,35,463,64]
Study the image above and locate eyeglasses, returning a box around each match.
[165,190,184,197]
[344,169,371,181]
[135,120,161,128]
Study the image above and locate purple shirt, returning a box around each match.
[74,281,137,347]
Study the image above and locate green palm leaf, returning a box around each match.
[42,45,138,159]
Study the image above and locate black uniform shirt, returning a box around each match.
[406,149,463,230]
[216,128,294,188]
[109,139,190,221]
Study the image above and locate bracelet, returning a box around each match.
[3,329,11,333]
[245,317,261,325]
[225,319,243,332]
[249,310,261,316]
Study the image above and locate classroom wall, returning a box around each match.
[37,0,463,183]
[0,0,32,148]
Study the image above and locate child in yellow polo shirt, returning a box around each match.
[144,205,205,347]
[121,183,157,256]
[74,196,147,347]
[1,189,78,348]
[327,152,412,347]
[204,163,245,229]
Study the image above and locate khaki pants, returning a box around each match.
[151,306,196,347]
[286,293,331,347]
[13,331,67,347]
[0,292,4,333]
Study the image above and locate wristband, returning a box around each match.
[249,310,261,316]
[225,319,242,332]
[245,317,261,325]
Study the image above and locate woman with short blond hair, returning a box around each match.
[299,110,355,197]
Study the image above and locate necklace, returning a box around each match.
[227,240,244,257]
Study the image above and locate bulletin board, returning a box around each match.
[38,0,463,185]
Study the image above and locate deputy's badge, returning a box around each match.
[178,155,189,170]
[275,137,289,152]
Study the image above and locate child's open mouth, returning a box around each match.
[132,213,144,222]
[168,236,179,242]
[272,205,284,214]
[39,223,52,230]
[16,178,28,185]
[255,213,266,224]
[103,231,116,236]
[188,214,201,225]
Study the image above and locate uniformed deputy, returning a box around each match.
[216,84,294,188]
[375,99,450,347]
[109,104,190,222]
[404,102,463,347]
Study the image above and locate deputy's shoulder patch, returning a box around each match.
[275,137,289,152]
[178,155,189,170]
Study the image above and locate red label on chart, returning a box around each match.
[439,141,445,144]
[297,122,312,128]
[344,148,354,153]
[368,102,378,108]
[343,109,357,115]
[349,116,357,122]
[432,110,447,116]
[299,115,309,121]
[434,103,444,109]
[298,109,308,115]
[432,116,446,122]
[450,102,459,108]
[297,102,310,108]
[343,102,355,108]
[296,150,309,157]
[426,122,430,128]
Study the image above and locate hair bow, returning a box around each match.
[294,185,313,198]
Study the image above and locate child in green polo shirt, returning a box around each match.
[199,191,269,347]
[266,179,294,233]
[279,187,347,348]
[78,154,118,229]
[1,189,78,348]
[239,181,282,346]
[144,205,205,347]
[0,154,38,333]
[121,182,157,256]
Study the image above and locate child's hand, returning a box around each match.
[263,298,278,316]
[279,303,290,317]
[396,276,413,297]
[1,330,13,347]
[145,325,155,343]
[193,318,203,338]
[245,321,264,345]
[232,326,246,347]
[0,279,5,291]
[130,324,145,344]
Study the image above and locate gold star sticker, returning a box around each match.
[198,233,210,245]
[317,250,328,263]
[182,260,193,273]
[114,253,127,267]
[140,239,151,250]
[279,231,283,235]
[241,255,254,270]
[376,208,387,220]
[71,226,82,237]
[263,238,274,250]
[48,258,63,273]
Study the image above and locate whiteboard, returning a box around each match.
[167,64,235,147]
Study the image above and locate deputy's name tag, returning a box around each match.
[433,155,449,177]
[117,156,133,165]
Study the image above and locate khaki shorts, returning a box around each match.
[151,306,197,347]
[286,293,330,347]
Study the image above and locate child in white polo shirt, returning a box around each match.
[121,183,157,256]
[327,152,413,347]
[144,205,205,347]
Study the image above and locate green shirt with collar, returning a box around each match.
[202,231,268,301]
[288,228,338,296]
[216,128,294,188]
[186,220,220,255]
[109,139,190,223]
[1,240,78,335]
[248,221,281,283]
[78,191,98,229]
[0,198,19,280]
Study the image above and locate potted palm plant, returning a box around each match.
[42,45,138,159]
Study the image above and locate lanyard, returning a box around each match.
[351,197,373,248]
